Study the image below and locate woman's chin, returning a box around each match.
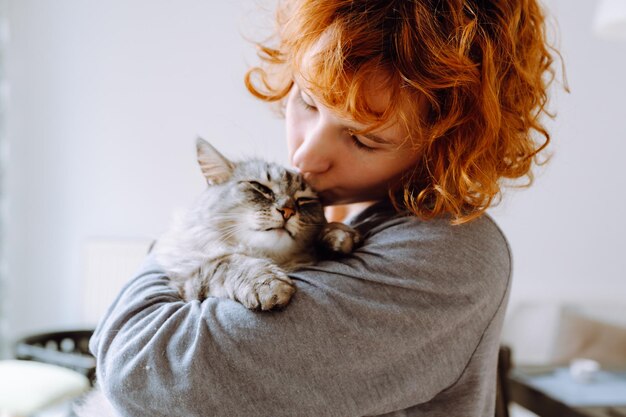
[318,190,380,207]
[317,189,343,206]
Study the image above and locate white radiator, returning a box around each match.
[82,238,153,326]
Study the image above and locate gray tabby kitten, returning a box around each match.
[74,138,360,417]
[154,137,360,310]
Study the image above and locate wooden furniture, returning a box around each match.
[496,345,512,417]
[508,366,626,417]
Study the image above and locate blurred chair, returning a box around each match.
[14,330,96,385]
[0,239,152,416]
[0,330,95,417]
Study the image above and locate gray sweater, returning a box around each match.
[90,200,511,417]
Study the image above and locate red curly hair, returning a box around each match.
[245,0,562,224]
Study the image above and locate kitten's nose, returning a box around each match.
[277,197,296,221]
[277,207,295,221]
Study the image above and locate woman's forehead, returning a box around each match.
[296,71,392,114]
[295,29,393,106]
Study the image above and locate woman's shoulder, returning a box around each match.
[342,199,512,295]
[350,200,510,260]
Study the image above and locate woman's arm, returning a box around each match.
[91,213,510,417]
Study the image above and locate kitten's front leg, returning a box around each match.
[196,254,295,310]
[318,222,362,255]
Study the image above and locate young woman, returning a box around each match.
[91,1,559,416]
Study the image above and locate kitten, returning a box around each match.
[74,139,360,417]
[154,137,360,310]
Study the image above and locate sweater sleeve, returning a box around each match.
[90,213,510,417]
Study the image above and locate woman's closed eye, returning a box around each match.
[295,85,379,153]
[349,134,376,152]
[296,196,321,207]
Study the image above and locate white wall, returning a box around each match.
[489,0,626,310]
[3,0,625,343]
[4,0,285,339]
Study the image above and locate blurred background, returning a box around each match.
[0,0,285,353]
[0,0,625,415]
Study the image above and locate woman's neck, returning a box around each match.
[325,201,377,222]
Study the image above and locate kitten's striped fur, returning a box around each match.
[153,138,359,310]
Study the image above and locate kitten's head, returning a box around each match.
[195,138,325,256]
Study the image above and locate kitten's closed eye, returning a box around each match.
[296,196,320,207]
[242,181,274,200]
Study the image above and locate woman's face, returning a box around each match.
[285,80,421,206]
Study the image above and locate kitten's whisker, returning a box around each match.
[205,215,241,222]
[218,227,243,240]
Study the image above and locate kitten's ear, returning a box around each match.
[196,138,235,185]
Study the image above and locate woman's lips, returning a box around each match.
[301,173,323,190]
[300,173,341,204]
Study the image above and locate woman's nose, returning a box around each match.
[292,124,334,175]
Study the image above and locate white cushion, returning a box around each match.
[502,301,626,366]
[0,360,90,416]
[550,308,626,366]
[501,303,563,365]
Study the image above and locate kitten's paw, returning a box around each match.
[319,222,362,255]
[256,273,296,311]
[238,268,295,311]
